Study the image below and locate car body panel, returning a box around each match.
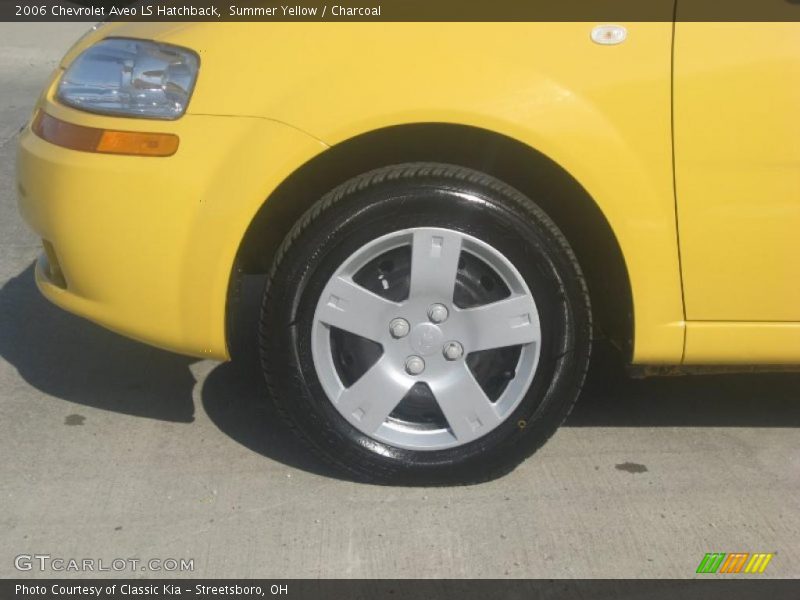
[124,20,687,363]
[674,22,800,323]
[18,73,327,359]
[17,18,800,365]
[685,322,800,365]
[674,21,800,364]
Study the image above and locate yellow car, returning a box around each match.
[16,21,799,483]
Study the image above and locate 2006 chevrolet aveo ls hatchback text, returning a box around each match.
[16,18,800,484]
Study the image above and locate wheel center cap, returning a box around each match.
[409,323,444,356]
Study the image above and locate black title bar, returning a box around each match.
[4,579,800,600]
[2,0,800,22]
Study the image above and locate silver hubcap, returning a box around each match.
[311,227,541,451]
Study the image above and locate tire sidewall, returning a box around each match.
[261,166,590,483]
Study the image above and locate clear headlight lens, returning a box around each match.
[57,38,199,120]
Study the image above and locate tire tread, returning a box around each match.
[260,162,592,485]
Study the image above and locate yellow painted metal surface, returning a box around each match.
[28,18,800,365]
[674,22,800,364]
[674,23,800,322]
[183,22,686,363]
[18,72,327,359]
[685,323,800,365]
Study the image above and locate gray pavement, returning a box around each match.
[1,23,798,579]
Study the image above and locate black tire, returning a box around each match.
[260,163,591,485]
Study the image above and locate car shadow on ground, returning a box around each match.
[1,265,799,480]
[0,264,340,478]
[0,264,195,422]
[200,275,342,478]
[570,342,800,428]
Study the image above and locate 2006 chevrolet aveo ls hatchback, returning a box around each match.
[17,18,800,484]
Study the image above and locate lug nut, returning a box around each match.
[427,303,449,324]
[389,318,410,339]
[443,341,464,361]
[405,355,426,375]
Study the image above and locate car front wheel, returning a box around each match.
[260,163,591,484]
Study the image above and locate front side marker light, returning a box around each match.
[32,110,179,157]
[591,24,628,46]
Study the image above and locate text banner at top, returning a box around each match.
[3,0,800,22]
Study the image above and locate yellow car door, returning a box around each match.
[674,10,800,361]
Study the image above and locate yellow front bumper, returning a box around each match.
[17,96,327,360]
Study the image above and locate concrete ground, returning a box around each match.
[1,23,798,580]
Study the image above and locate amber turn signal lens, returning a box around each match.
[31,110,179,157]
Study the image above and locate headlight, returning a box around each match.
[57,38,199,120]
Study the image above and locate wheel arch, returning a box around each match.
[231,123,634,358]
